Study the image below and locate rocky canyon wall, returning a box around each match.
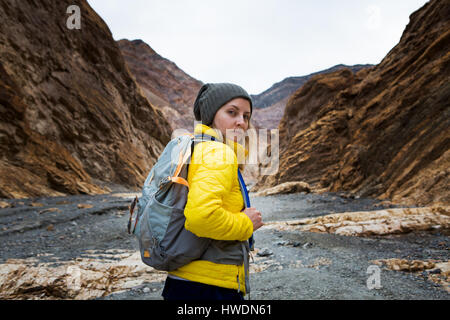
[117,39,203,134]
[0,0,171,198]
[254,0,450,206]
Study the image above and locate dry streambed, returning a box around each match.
[264,205,450,293]
[0,192,448,299]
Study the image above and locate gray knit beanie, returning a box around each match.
[193,83,253,126]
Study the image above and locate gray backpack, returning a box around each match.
[127,133,254,271]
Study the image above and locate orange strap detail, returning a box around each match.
[171,134,194,187]
[173,152,184,178]
[170,176,189,188]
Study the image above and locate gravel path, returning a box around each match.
[0,191,448,300]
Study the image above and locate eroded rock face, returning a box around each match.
[372,259,450,293]
[254,0,450,206]
[0,0,171,198]
[253,181,311,197]
[0,250,166,300]
[266,206,450,237]
[117,39,203,134]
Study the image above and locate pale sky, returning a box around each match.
[87,0,429,95]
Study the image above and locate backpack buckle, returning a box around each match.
[158,176,171,188]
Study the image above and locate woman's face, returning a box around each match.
[212,98,251,143]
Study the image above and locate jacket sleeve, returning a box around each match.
[184,144,253,241]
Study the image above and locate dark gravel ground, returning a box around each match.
[0,190,448,300]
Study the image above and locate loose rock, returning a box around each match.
[257,248,274,257]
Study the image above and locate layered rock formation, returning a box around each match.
[250,64,372,130]
[266,206,450,237]
[254,0,450,206]
[0,250,166,299]
[118,39,203,134]
[0,0,171,198]
[253,181,311,197]
[372,259,449,293]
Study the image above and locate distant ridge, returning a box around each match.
[250,64,373,129]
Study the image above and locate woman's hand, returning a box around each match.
[243,207,264,231]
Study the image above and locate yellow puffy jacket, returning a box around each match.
[168,124,253,294]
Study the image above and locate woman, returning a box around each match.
[162,83,264,301]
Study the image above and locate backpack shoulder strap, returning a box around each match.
[193,133,216,141]
[190,133,217,157]
[238,168,255,251]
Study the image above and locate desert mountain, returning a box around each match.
[118,39,203,134]
[254,0,450,206]
[250,64,372,129]
[0,0,171,198]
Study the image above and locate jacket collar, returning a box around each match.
[194,124,249,160]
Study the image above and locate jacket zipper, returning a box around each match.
[237,264,242,293]
[237,272,240,293]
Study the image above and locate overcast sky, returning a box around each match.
[87,0,428,95]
